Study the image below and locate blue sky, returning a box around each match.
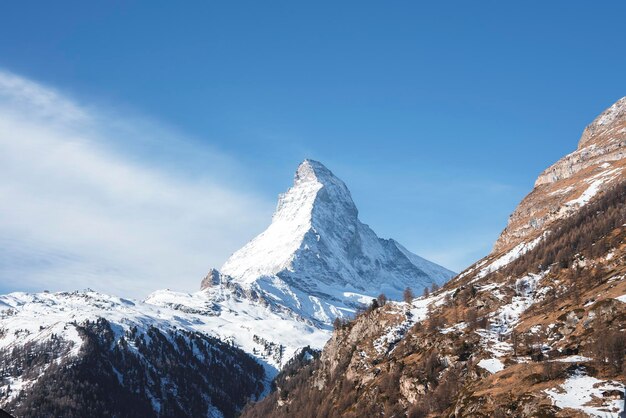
[1,2,625,297]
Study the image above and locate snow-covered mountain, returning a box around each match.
[0,287,326,416]
[145,159,453,367]
[0,290,266,418]
[0,159,454,417]
[217,159,454,324]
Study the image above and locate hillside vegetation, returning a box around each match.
[242,181,626,417]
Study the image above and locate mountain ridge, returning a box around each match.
[495,97,626,253]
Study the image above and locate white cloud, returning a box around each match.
[0,70,273,298]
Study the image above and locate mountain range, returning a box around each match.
[0,158,453,417]
[1,97,625,418]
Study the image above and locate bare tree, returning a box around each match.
[511,329,519,357]
[403,287,414,305]
[466,308,478,331]
[369,298,380,311]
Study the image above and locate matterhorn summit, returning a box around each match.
[219,159,455,324]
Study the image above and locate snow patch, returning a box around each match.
[554,355,592,363]
[474,235,544,281]
[477,358,505,374]
[478,273,547,358]
[372,294,443,355]
[566,167,621,207]
[545,369,624,417]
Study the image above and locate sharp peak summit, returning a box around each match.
[295,159,333,178]
[293,159,350,191]
[219,158,455,317]
[578,95,626,149]
[273,159,357,223]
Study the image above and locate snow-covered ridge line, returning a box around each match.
[457,233,545,283]
[0,289,328,376]
[0,289,268,416]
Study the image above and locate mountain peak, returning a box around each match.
[293,159,354,205]
[292,160,347,197]
[220,160,454,325]
[578,96,626,149]
[295,159,333,183]
[273,159,357,225]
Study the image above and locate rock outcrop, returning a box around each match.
[495,97,626,253]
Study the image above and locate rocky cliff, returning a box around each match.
[495,97,626,253]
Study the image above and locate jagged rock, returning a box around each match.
[199,268,222,290]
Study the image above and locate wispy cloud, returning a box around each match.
[0,70,273,298]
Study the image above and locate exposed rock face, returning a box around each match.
[200,268,222,290]
[219,159,455,325]
[494,97,626,253]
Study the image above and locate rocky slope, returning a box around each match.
[495,97,626,253]
[242,99,626,418]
